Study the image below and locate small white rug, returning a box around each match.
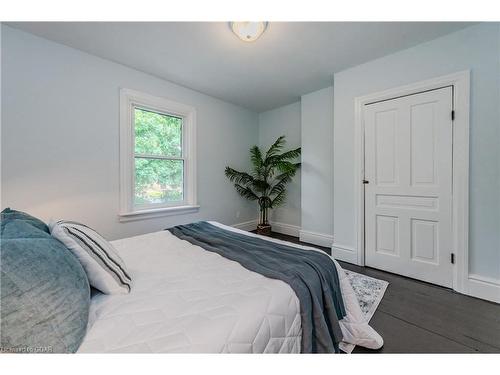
[339,269,389,353]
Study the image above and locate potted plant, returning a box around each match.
[225,136,301,236]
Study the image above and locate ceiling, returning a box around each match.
[8,22,474,112]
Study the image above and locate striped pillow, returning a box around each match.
[50,220,131,294]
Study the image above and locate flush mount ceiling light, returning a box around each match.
[230,22,268,42]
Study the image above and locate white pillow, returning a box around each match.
[50,220,131,294]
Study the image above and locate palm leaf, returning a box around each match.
[272,147,301,162]
[269,180,287,197]
[234,184,259,201]
[264,135,286,160]
[224,167,254,185]
[251,179,270,193]
[249,145,265,178]
[270,189,287,208]
[273,170,296,182]
[250,145,263,167]
[275,161,301,175]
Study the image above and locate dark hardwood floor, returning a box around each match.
[263,231,500,353]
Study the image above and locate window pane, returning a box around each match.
[134,158,183,205]
[134,107,182,157]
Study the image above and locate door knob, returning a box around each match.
[362,180,369,184]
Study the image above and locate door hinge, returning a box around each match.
[451,253,455,264]
[451,110,455,121]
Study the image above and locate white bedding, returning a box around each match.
[78,222,382,353]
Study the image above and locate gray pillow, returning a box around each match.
[1,210,90,353]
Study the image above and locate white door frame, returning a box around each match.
[353,70,470,294]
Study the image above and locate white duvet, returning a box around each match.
[78,222,383,353]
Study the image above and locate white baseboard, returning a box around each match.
[232,219,257,231]
[270,221,301,237]
[331,242,358,264]
[466,274,500,304]
[299,230,334,248]
[232,219,300,237]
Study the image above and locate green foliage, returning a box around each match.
[135,108,182,156]
[134,159,183,204]
[225,135,301,225]
[134,108,184,204]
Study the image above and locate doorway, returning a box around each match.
[350,71,470,294]
[363,86,453,287]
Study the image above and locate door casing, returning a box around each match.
[352,71,470,294]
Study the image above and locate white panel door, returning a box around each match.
[364,87,453,287]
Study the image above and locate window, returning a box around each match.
[119,89,198,221]
[133,108,184,205]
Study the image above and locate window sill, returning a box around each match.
[118,205,200,222]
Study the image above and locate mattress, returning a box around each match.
[78,222,382,353]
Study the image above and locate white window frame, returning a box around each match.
[119,88,198,222]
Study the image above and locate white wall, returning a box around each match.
[1,26,259,240]
[333,23,500,279]
[3,23,499,283]
[300,87,334,241]
[258,102,301,227]
[256,88,336,246]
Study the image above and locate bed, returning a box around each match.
[78,222,382,353]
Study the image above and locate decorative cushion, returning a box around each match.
[50,221,131,294]
[1,207,49,233]
[0,210,90,353]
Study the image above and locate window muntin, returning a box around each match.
[133,107,185,207]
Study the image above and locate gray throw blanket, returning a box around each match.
[167,221,346,353]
